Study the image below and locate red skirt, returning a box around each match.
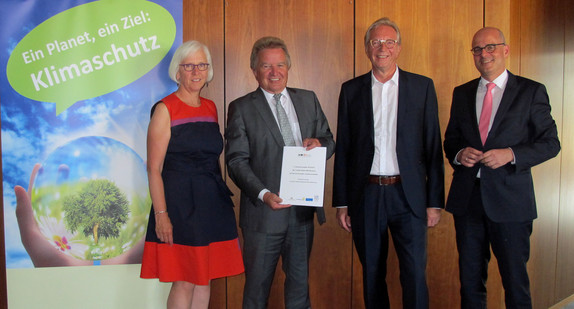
[140,238,244,285]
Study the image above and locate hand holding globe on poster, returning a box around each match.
[15,137,150,267]
[2,0,178,271]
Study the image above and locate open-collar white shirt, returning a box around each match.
[370,67,400,176]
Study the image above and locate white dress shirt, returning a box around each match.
[370,68,400,176]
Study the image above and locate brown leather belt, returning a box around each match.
[368,175,401,186]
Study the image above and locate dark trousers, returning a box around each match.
[242,209,314,309]
[351,183,429,309]
[454,180,533,309]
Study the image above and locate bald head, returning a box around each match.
[472,27,506,46]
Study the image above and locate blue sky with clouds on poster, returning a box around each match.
[1,0,181,268]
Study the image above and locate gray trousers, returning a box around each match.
[241,209,314,309]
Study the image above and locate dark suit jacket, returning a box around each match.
[444,71,560,222]
[333,69,445,218]
[225,87,335,233]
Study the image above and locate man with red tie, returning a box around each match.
[444,27,560,308]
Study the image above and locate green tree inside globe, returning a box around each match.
[62,179,129,245]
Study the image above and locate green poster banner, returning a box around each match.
[1,0,181,269]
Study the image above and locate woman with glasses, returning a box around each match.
[140,41,244,309]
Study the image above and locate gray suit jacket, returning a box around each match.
[225,87,335,233]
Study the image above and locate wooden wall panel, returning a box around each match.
[518,0,564,308]
[485,0,521,73]
[556,0,574,304]
[224,0,354,308]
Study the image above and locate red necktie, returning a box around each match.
[479,82,496,144]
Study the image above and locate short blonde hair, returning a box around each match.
[168,40,214,84]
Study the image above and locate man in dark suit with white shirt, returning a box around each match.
[444,27,560,308]
[225,36,335,309]
[333,17,444,309]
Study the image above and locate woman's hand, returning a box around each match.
[154,212,173,245]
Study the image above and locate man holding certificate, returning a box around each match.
[225,36,334,309]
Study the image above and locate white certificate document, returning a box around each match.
[279,146,327,207]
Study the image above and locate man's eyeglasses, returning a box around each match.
[369,39,398,49]
[179,63,209,71]
[470,43,505,56]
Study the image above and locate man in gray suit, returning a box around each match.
[225,36,335,309]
